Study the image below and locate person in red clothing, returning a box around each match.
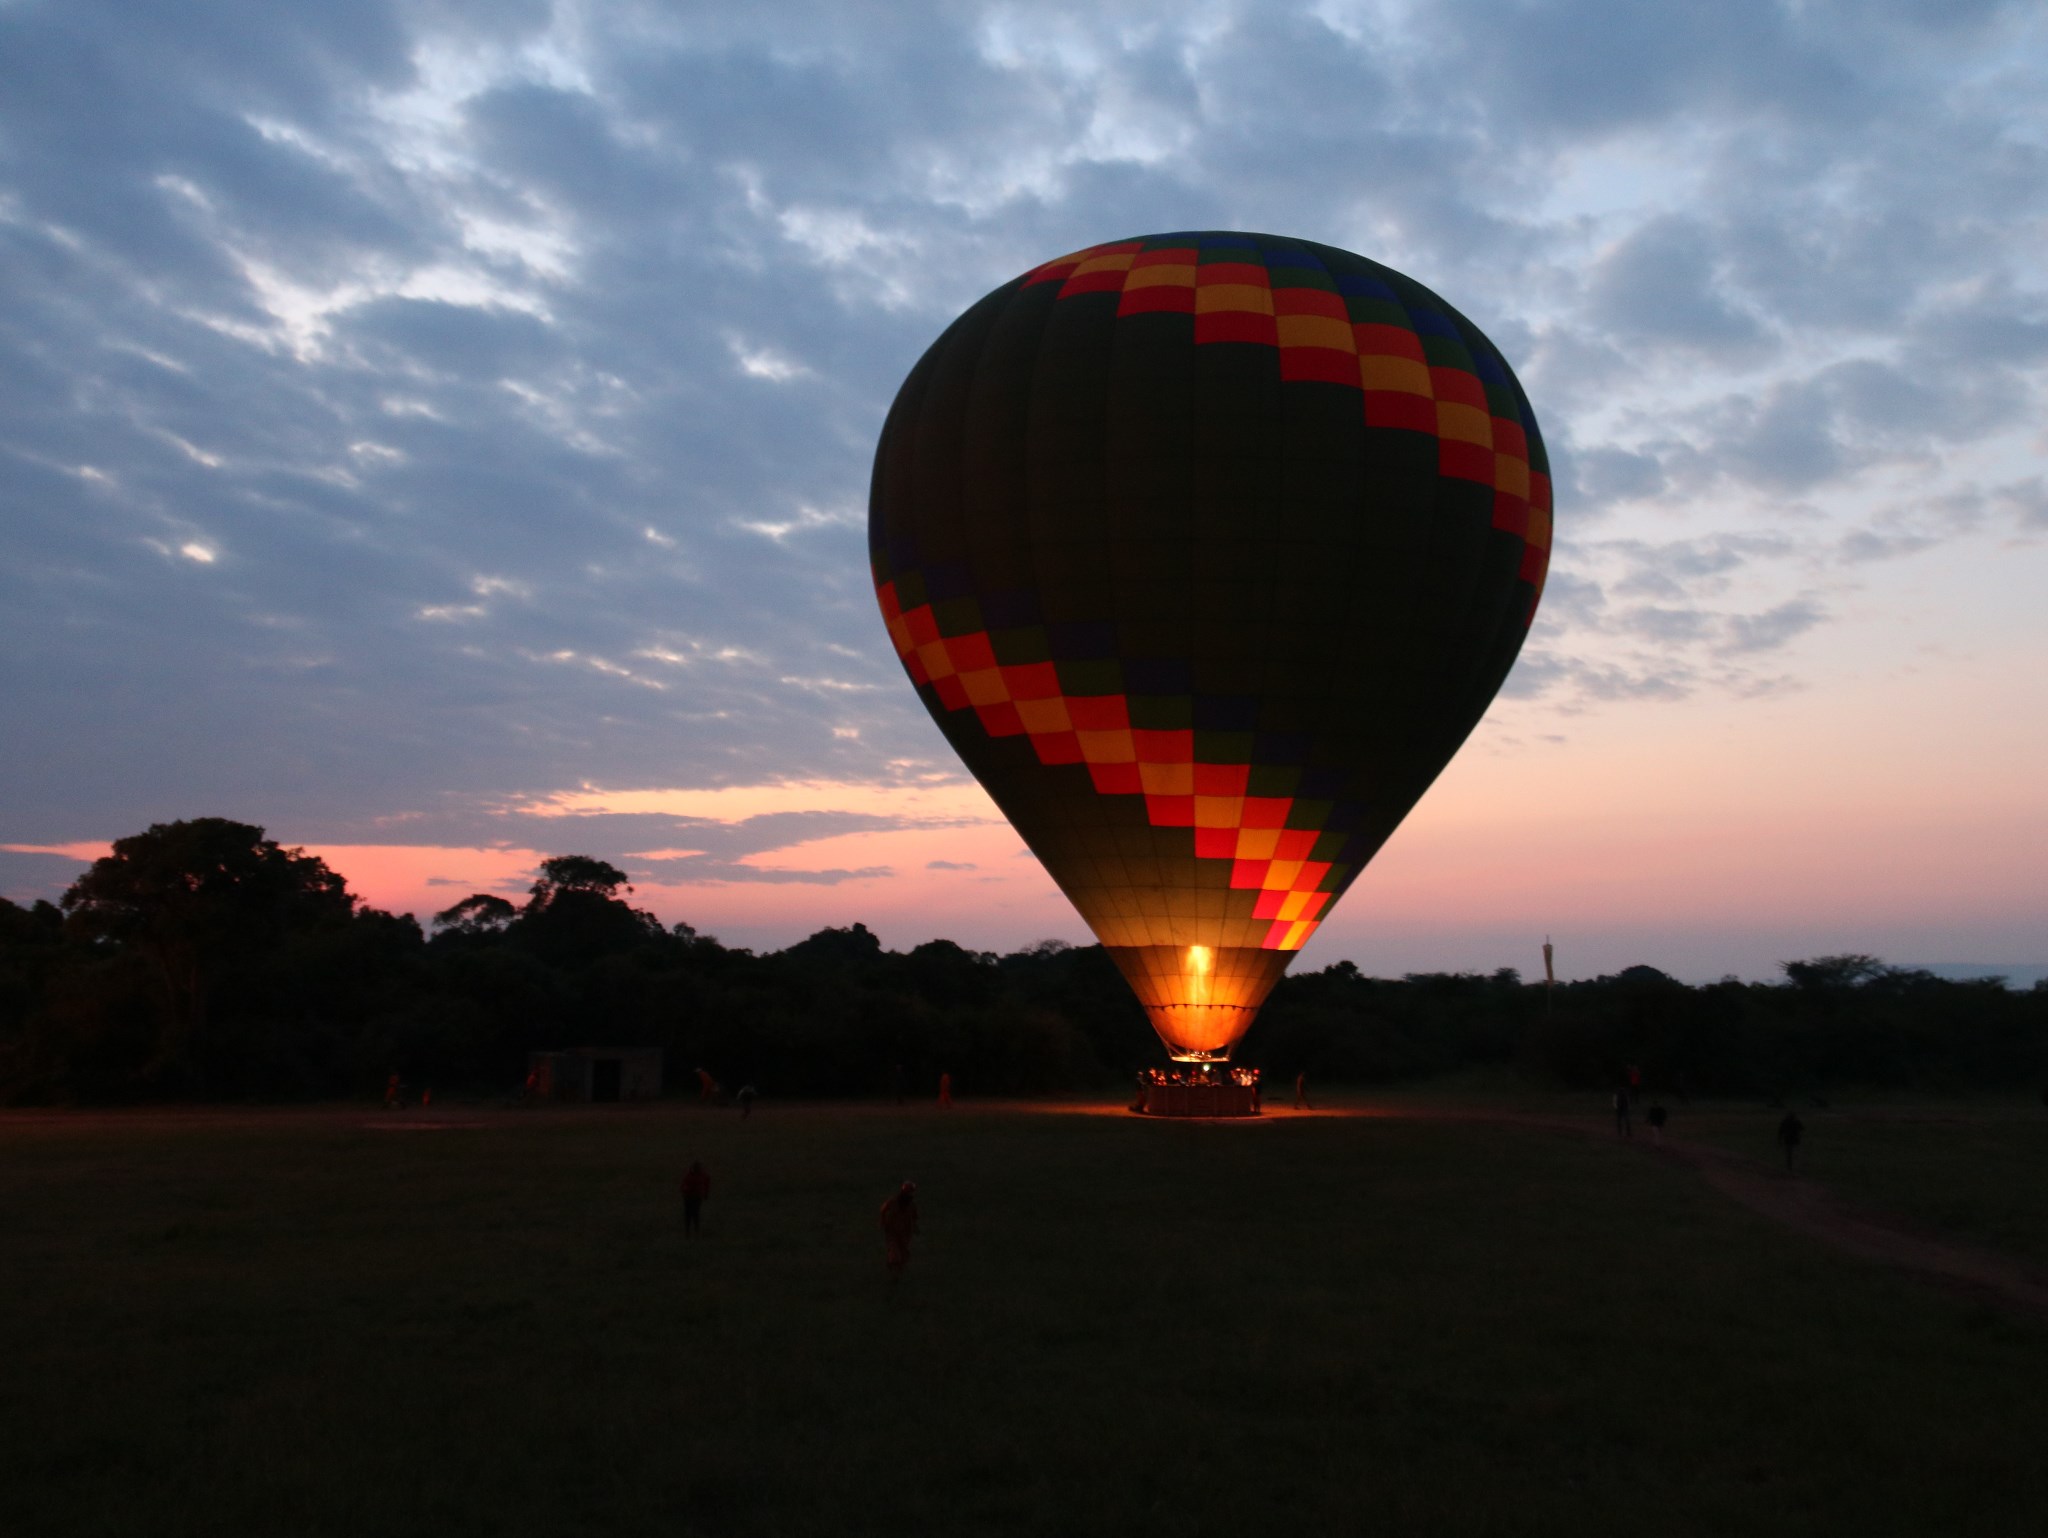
[937,1071,953,1109]
[680,1160,711,1236]
[880,1181,920,1279]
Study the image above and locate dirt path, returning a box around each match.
[1649,1131,2048,1318]
[1362,1106,2048,1322]
[1028,1096,2048,1318]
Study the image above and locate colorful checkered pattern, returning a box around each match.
[1023,236,1553,605]
[879,580,1336,951]
[870,231,1551,1060]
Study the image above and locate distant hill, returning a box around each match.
[1902,963,2048,989]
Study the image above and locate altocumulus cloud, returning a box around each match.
[2,0,2044,917]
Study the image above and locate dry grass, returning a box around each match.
[4,1095,2047,1537]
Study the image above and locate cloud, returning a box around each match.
[1995,477,2048,531]
[446,775,1010,890]
[1436,0,1863,139]
[1838,528,1946,564]
[1514,525,1842,710]
[1585,216,1772,358]
[1722,597,1828,655]
[1616,606,1716,646]
[343,297,562,378]
[1567,445,1667,512]
[1836,486,1993,563]
[2,0,2045,965]
[1501,650,1696,705]
[633,857,894,887]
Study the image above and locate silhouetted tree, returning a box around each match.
[432,893,517,937]
[12,819,2048,1103]
[60,819,354,1087]
[524,855,632,909]
[1783,954,1887,990]
[782,922,885,967]
[511,855,659,968]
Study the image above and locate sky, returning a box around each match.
[3,0,2045,982]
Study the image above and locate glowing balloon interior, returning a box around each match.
[869,232,1551,1061]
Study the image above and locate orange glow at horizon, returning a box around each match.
[1,841,111,863]
[12,592,2046,983]
[519,778,999,825]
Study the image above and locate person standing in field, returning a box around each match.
[1646,1103,1667,1144]
[937,1071,953,1109]
[680,1160,711,1236]
[1294,1071,1311,1110]
[1777,1110,1804,1173]
[880,1180,920,1279]
[1613,1086,1632,1137]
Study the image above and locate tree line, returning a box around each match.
[2,818,2043,1104]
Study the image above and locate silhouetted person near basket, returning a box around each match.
[1613,1087,1632,1137]
[1778,1110,1804,1173]
[880,1180,920,1279]
[680,1160,710,1236]
[1294,1071,1311,1110]
[736,1084,757,1119]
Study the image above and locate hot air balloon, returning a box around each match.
[869,232,1551,1066]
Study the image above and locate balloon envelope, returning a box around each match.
[869,232,1551,1061]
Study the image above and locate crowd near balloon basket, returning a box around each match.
[1131,1064,1261,1118]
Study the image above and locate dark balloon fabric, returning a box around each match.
[869,233,1552,1060]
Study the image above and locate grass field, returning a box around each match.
[5,1095,2047,1537]
[1672,1097,2048,1269]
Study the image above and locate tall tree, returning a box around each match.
[524,855,632,913]
[514,855,657,967]
[432,893,518,938]
[62,819,354,1084]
